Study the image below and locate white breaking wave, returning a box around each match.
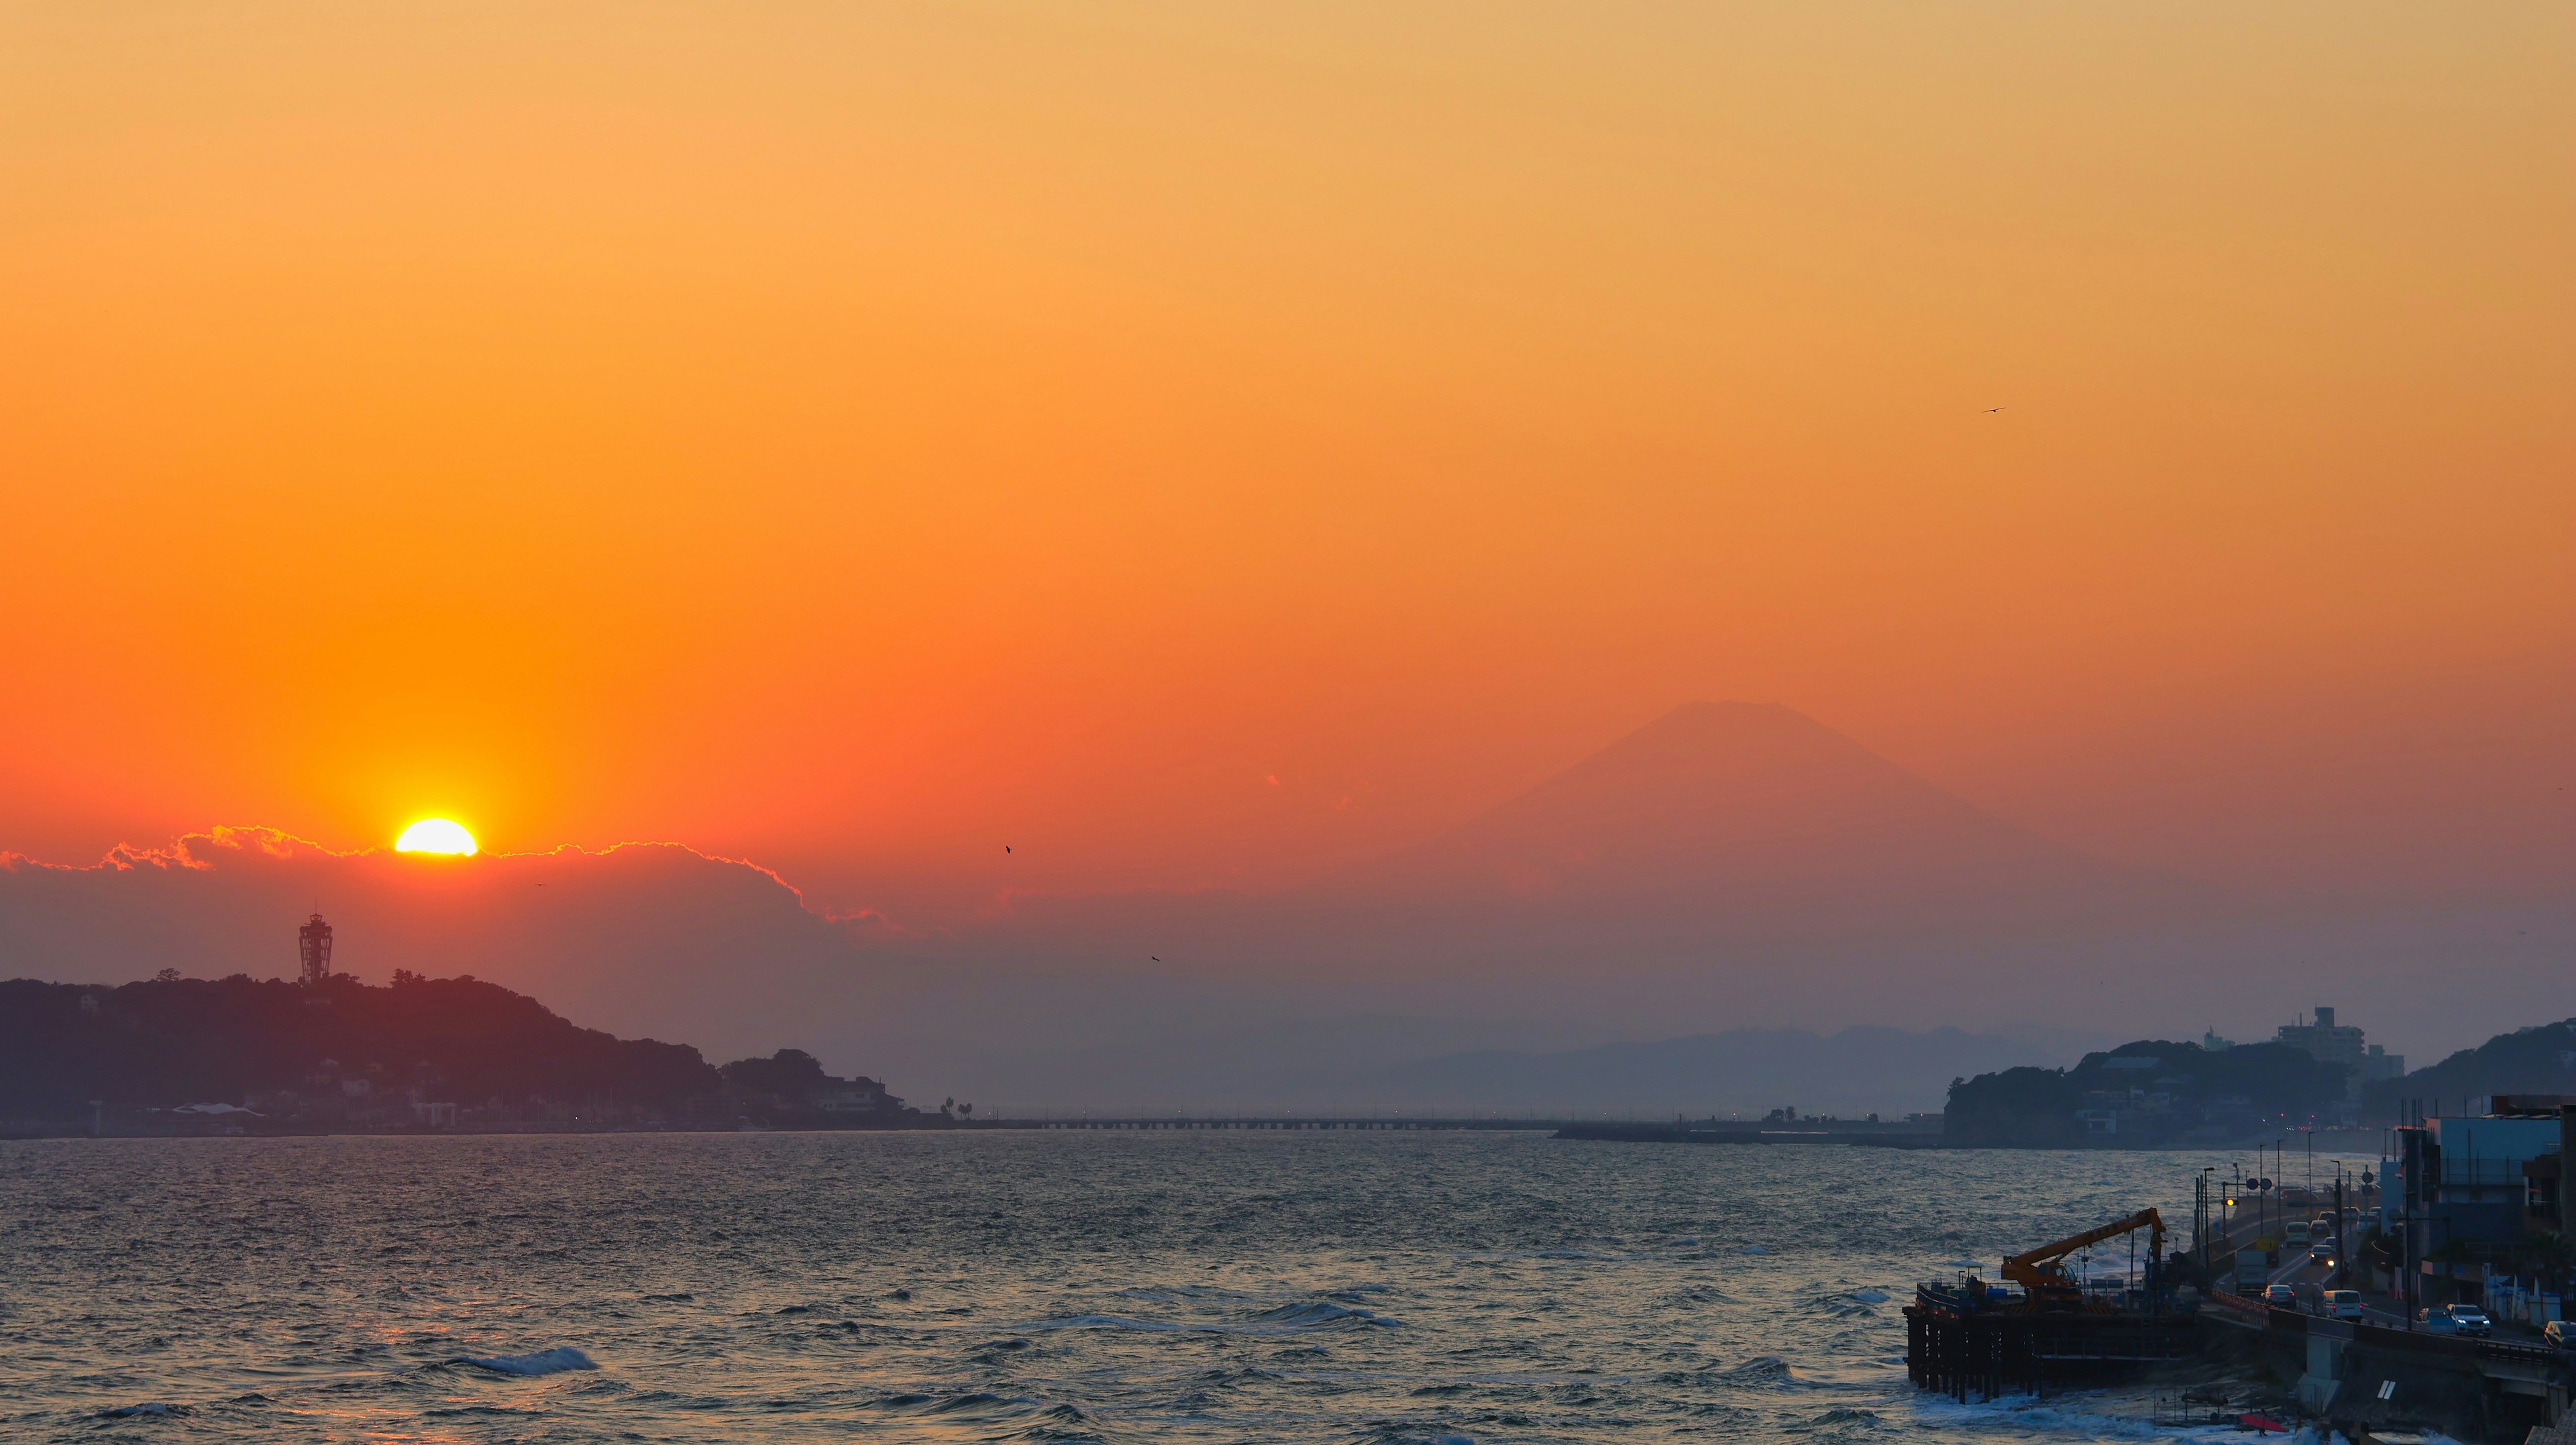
[453,1347,598,1376]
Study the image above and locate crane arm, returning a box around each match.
[2002,1209,2164,1294]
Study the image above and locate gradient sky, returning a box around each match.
[4,1,2569,928]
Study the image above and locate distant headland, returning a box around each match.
[0,922,961,1137]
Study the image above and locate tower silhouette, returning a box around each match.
[297,912,334,987]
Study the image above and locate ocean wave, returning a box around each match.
[1453,1245,1707,1265]
[1256,1301,1402,1328]
[1036,1301,1400,1336]
[1192,1365,1283,1383]
[451,1347,598,1377]
[1040,1314,1189,1333]
[1715,1354,1803,1387]
[1907,1393,2249,1442]
[96,1402,191,1419]
[861,1390,1102,1440]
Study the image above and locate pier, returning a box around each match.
[1907,1287,2202,1400]
[1904,1208,2202,1401]
[972,1116,1943,1136]
[977,1116,1564,1130]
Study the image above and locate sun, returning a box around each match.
[394,818,478,856]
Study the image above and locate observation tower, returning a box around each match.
[297,912,335,986]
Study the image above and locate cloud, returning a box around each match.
[6,780,2573,1112]
[0,826,885,1071]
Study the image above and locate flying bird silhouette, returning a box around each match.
[1004,845,1012,853]
[1982,407,2004,413]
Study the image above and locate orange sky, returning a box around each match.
[3,1,2569,924]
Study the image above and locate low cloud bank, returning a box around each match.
[0,827,882,1070]
[5,818,2572,1112]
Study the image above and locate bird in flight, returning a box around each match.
[1982,407,2004,413]
[1150,956,1161,962]
[1004,845,1012,853]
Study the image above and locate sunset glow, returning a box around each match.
[0,2,2565,1065]
[1,9,2567,1435]
[394,820,478,857]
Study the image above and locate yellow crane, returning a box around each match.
[2002,1209,2164,1308]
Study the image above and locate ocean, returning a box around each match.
[0,1131,2356,1442]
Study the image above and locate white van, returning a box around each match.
[2286,1222,2310,1246]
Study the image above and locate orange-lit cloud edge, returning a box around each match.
[0,824,909,935]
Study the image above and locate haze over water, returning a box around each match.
[1,1132,2356,1444]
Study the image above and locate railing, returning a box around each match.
[2200,1291,2267,1326]
[2478,1338,2566,1369]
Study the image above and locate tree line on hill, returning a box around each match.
[1943,1039,2347,1146]
[2359,1018,2576,1118]
[0,973,943,1130]
[1945,1019,2576,1146]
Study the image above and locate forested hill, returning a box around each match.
[0,973,718,1118]
[1943,1038,2347,1146]
[2363,1019,2576,1118]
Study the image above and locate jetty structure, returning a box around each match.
[1905,1209,2201,1401]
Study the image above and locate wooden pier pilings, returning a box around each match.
[1905,1297,2202,1401]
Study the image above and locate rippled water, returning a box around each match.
[1,1132,2317,1442]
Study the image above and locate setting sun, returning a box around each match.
[394,818,478,856]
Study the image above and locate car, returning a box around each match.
[2546,1320,2571,1349]
[2416,1307,2459,1334]
[2263,1284,2299,1307]
[2309,1243,2334,1263]
[2446,1305,2493,1337]
[2326,1290,2364,1321]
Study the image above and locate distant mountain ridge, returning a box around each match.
[1362,1024,2086,1117]
[2363,1019,2576,1118]
[1324,701,2131,904]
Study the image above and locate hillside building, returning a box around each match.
[2272,1006,2403,1103]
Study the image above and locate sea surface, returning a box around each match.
[0,1131,2357,1443]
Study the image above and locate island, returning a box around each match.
[0,971,951,1136]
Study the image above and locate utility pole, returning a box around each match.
[2332,1169,2344,1287]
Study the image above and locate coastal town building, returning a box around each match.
[2273,1006,2403,1104]
[816,1076,898,1115]
[2382,1097,2573,1321]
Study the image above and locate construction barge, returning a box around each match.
[1907,1209,2202,1400]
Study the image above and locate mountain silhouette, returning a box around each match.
[1364,1024,2082,1116]
[1318,700,2154,922]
